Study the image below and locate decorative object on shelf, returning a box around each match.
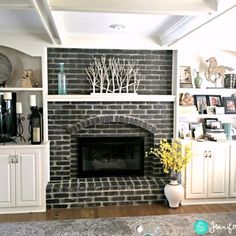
[189,122,204,139]
[85,56,143,94]
[194,95,208,114]
[20,69,32,88]
[223,97,236,114]
[58,62,67,95]
[147,139,192,208]
[0,52,13,87]
[179,93,194,106]
[28,95,43,144]
[224,74,236,88]
[179,122,191,139]
[0,92,17,143]
[223,123,235,141]
[193,69,203,89]
[206,106,215,115]
[204,118,218,129]
[205,57,233,87]
[179,66,193,88]
[30,94,36,107]
[14,102,26,143]
[30,106,42,145]
[215,106,225,115]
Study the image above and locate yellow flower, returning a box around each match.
[148,139,192,175]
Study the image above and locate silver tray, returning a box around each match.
[0,52,13,85]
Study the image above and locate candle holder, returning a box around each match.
[27,106,35,142]
[14,114,26,143]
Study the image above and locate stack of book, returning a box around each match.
[205,128,227,142]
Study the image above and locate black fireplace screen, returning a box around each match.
[78,137,144,177]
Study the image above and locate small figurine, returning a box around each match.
[20,69,39,88]
[180,93,194,106]
[205,57,233,86]
[20,69,32,88]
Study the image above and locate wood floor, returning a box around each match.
[1,203,236,223]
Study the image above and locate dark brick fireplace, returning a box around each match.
[46,48,174,209]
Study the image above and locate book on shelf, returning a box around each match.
[205,128,225,133]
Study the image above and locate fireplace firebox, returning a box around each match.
[78,137,144,177]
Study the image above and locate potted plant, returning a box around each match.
[147,139,192,208]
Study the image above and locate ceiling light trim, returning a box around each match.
[167,4,236,46]
[30,0,61,44]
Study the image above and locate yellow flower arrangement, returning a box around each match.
[148,139,192,178]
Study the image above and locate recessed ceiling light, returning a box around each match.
[109,24,125,30]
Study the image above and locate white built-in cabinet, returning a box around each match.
[0,46,49,213]
[182,141,236,204]
[0,144,48,213]
[230,142,236,197]
[185,141,229,199]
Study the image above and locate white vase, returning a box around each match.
[164,180,184,208]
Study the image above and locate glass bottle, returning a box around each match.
[58,62,67,95]
[30,106,42,144]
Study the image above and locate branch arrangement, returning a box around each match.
[85,56,143,93]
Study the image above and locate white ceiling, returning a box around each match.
[0,0,235,47]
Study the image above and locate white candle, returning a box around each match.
[30,95,36,107]
[3,92,12,100]
[16,102,22,114]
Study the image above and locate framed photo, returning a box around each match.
[189,122,203,139]
[179,93,194,106]
[207,95,222,107]
[210,120,222,129]
[204,118,218,129]
[206,106,215,115]
[194,124,204,139]
[223,97,236,114]
[179,66,192,85]
[179,122,191,139]
[194,95,208,113]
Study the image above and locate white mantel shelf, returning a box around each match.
[47,94,176,102]
[0,87,43,92]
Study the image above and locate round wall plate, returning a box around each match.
[0,52,13,85]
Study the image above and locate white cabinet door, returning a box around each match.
[185,142,229,199]
[15,149,41,207]
[185,143,208,199]
[230,144,236,197]
[0,150,15,208]
[208,144,229,198]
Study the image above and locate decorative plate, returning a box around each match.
[0,52,13,85]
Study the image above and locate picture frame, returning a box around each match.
[194,124,204,139]
[179,121,191,139]
[207,95,222,107]
[204,118,218,129]
[210,120,222,129]
[179,66,193,86]
[189,122,203,139]
[194,95,208,113]
[206,106,215,115]
[223,97,236,114]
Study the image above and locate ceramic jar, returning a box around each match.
[194,71,203,89]
[164,180,184,208]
